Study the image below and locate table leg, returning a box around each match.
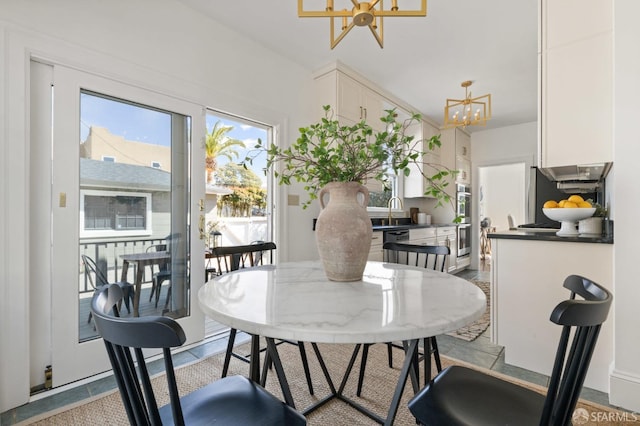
[249,334,260,382]
[121,261,129,283]
[384,339,419,426]
[133,262,144,317]
[265,337,296,408]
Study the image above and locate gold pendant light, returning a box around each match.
[444,81,492,129]
[298,0,427,49]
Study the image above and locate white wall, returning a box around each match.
[0,0,318,411]
[470,122,537,268]
[609,0,640,411]
[478,163,527,231]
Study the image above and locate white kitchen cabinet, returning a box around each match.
[491,237,613,392]
[409,227,437,245]
[368,231,384,261]
[440,128,471,186]
[456,157,471,185]
[539,0,613,168]
[407,227,438,267]
[314,69,386,133]
[405,121,442,198]
[456,130,471,160]
[436,226,457,272]
[339,76,385,131]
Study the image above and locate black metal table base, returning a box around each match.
[261,338,421,426]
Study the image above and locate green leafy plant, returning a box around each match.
[587,199,608,218]
[245,105,458,218]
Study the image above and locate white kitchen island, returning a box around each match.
[488,231,613,393]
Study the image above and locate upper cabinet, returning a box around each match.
[440,127,471,186]
[337,74,385,131]
[539,0,613,168]
[314,63,439,197]
[314,67,386,132]
[405,120,441,198]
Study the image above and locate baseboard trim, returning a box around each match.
[609,368,640,412]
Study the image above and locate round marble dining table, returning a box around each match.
[198,260,486,344]
[198,260,486,425]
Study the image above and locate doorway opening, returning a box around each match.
[203,110,274,338]
[204,111,273,248]
[477,162,527,269]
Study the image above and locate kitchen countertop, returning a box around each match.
[313,217,459,231]
[372,223,458,231]
[487,229,613,244]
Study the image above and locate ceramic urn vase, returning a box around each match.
[315,182,373,282]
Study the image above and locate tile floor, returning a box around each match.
[0,268,615,425]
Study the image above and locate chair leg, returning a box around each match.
[421,336,442,385]
[387,342,394,368]
[163,286,172,311]
[154,277,163,308]
[431,336,442,372]
[357,344,371,397]
[121,286,132,313]
[423,337,432,385]
[221,328,237,378]
[260,349,271,387]
[297,342,314,395]
[148,278,156,302]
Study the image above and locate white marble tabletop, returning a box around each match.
[198,260,486,344]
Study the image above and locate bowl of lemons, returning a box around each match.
[542,195,596,236]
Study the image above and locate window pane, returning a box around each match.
[79,91,190,342]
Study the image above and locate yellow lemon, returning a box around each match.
[568,195,584,204]
[558,200,567,208]
[563,201,578,208]
[543,200,558,208]
[578,201,593,208]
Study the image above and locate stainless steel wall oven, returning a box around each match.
[457,223,471,257]
[456,183,471,224]
[456,183,472,257]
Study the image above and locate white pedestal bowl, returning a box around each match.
[543,208,596,237]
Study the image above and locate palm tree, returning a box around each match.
[205,121,244,183]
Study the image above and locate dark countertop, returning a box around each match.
[313,216,459,231]
[487,230,613,244]
[372,223,458,231]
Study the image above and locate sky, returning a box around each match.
[80,92,268,186]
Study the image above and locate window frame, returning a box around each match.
[79,189,152,238]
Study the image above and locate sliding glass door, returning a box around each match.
[33,62,205,387]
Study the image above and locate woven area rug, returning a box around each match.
[447,279,490,341]
[22,341,632,426]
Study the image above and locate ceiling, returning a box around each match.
[175,0,539,133]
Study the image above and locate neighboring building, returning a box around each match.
[81,126,171,172]
[79,157,171,241]
[79,127,172,241]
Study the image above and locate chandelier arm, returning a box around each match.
[368,20,383,48]
[331,21,356,49]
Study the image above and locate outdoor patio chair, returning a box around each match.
[81,254,133,325]
[148,233,180,311]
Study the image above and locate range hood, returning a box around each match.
[538,163,612,194]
